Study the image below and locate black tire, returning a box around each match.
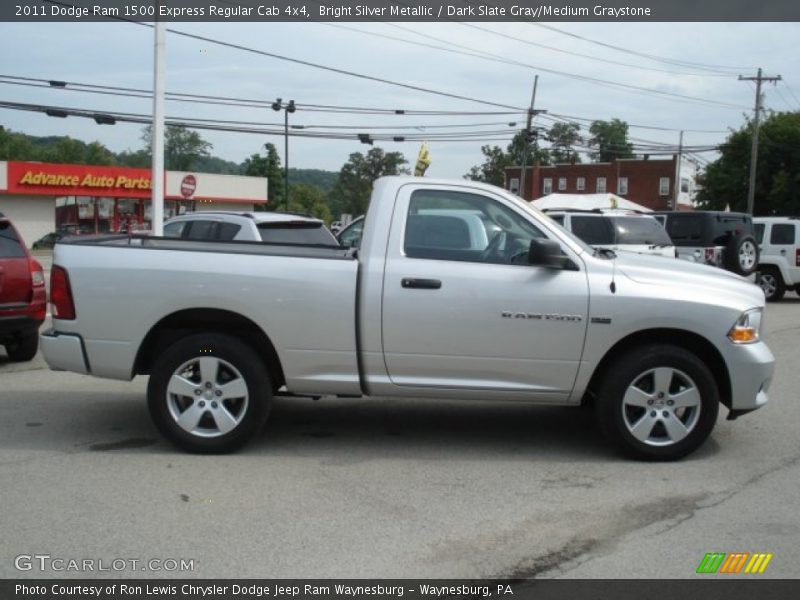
[595,344,719,461]
[147,333,272,453]
[5,334,39,362]
[757,267,786,302]
[724,234,759,276]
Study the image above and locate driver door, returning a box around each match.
[381,184,589,398]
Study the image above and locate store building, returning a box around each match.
[0,160,268,246]
[504,156,697,211]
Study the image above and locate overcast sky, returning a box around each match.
[1,18,798,178]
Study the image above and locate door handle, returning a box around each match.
[401,278,442,289]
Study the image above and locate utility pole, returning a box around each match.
[518,76,546,200]
[672,130,683,210]
[150,18,166,235]
[739,68,781,215]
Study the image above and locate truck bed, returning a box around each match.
[50,235,362,395]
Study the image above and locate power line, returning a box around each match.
[0,75,526,116]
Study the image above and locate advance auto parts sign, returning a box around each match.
[7,161,152,198]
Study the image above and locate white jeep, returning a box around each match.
[754,216,800,301]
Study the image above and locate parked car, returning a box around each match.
[31,231,65,250]
[754,216,800,301]
[41,178,774,460]
[163,211,338,245]
[544,209,676,258]
[0,213,46,361]
[653,211,759,277]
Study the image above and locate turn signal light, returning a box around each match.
[728,327,757,343]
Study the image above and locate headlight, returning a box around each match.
[728,308,763,344]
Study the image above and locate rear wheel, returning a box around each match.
[5,334,38,362]
[595,345,719,461]
[147,333,272,453]
[758,267,785,302]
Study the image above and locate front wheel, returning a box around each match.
[757,267,786,302]
[147,333,272,453]
[595,345,719,461]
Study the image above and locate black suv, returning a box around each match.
[652,211,759,277]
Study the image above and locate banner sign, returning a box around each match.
[3,0,799,22]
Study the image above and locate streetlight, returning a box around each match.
[271,98,295,210]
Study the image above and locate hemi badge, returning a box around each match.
[591,317,612,324]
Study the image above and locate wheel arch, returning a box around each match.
[133,308,285,391]
[585,328,732,409]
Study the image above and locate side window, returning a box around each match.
[404,189,545,265]
[216,222,242,241]
[184,220,216,240]
[163,221,186,238]
[570,216,615,245]
[337,219,364,248]
[754,223,765,244]
[770,224,795,245]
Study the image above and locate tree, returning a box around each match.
[329,147,408,216]
[242,143,284,210]
[287,183,332,223]
[697,111,800,215]
[466,130,551,186]
[588,119,634,162]
[141,125,212,171]
[547,122,582,164]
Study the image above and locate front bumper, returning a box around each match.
[39,329,89,374]
[723,340,774,413]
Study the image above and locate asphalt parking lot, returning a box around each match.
[1,298,799,580]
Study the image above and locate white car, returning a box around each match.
[754,216,800,301]
[163,211,338,245]
[544,209,676,258]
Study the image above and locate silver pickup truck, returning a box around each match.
[41,177,774,460]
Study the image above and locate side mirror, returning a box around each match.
[528,238,572,269]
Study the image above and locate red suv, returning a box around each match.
[0,213,46,361]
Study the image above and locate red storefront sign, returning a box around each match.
[7,161,153,199]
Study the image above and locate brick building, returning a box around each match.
[505,156,696,210]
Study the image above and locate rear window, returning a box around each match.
[570,216,615,245]
[257,222,336,245]
[610,217,672,245]
[710,215,752,244]
[0,221,26,258]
